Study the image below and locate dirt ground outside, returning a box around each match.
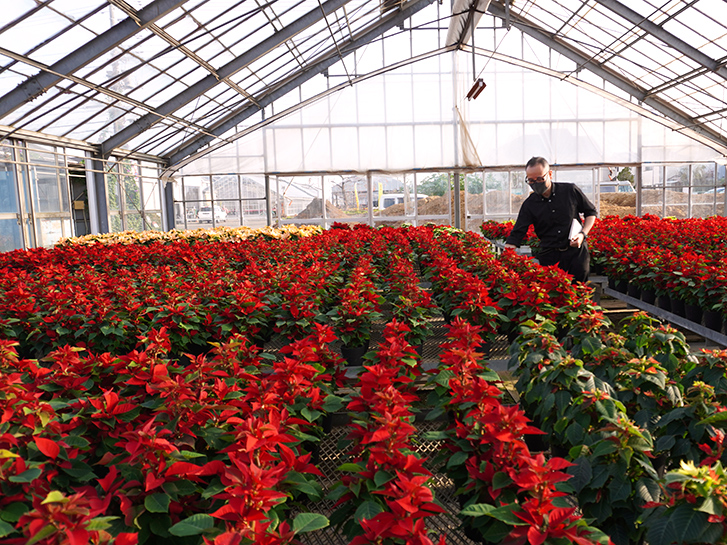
[296,189,724,227]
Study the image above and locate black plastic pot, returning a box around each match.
[670,297,686,318]
[341,342,370,366]
[656,295,672,312]
[627,283,641,299]
[704,310,724,333]
[641,289,656,305]
[685,303,703,324]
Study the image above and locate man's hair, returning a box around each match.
[526,156,550,171]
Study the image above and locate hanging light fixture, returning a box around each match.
[467,78,486,100]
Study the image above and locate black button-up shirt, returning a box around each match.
[505,182,597,250]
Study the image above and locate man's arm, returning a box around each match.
[504,206,532,249]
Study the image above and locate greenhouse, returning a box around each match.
[2,1,727,545]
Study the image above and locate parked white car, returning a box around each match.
[197,205,227,223]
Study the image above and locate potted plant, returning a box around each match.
[568,414,659,545]
[327,258,383,366]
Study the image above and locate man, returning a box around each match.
[504,156,597,283]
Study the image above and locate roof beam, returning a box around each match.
[592,0,727,81]
[100,0,355,157]
[486,1,727,152]
[165,0,437,166]
[0,0,188,119]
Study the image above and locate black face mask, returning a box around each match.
[531,181,547,195]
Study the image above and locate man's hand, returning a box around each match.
[504,243,516,250]
[569,232,585,248]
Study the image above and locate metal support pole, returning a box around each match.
[164,180,175,230]
[265,174,272,226]
[453,172,461,229]
[91,157,109,233]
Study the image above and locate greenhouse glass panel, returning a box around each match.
[277,176,319,222]
[414,172,450,225]
[522,123,552,161]
[208,155,237,175]
[464,172,484,229]
[483,171,510,217]
[552,123,578,164]
[324,175,368,223]
[496,122,527,165]
[510,171,528,216]
[302,127,331,171]
[358,126,388,169]
[32,166,62,214]
[0,218,24,253]
[495,73,525,122]
[691,187,717,219]
[557,169,595,200]
[125,212,143,232]
[0,155,19,214]
[578,122,605,164]
[214,200,240,228]
[121,169,142,216]
[413,125,448,168]
[144,212,163,231]
[386,125,415,170]
[331,127,360,172]
[213,175,239,200]
[356,81,387,124]
[241,177,266,200]
[34,218,64,248]
[642,165,665,217]
[142,176,161,211]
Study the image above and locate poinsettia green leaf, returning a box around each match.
[41,491,66,505]
[608,474,631,503]
[354,501,383,522]
[26,524,56,545]
[374,470,393,487]
[1,502,28,523]
[646,517,676,545]
[447,450,469,469]
[285,471,322,499]
[0,520,16,538]
[85,516,118,531]
[492,472,512,491]
[635,477,660,503]
[293,513,329,534]
[168,514,215,536]
[422,430,448,441]
[424,407,445,421]
[486,504,526,525]
[460,503,496,517]
[697,496,721,516]
[322,395,344,413]
[566,421,585,445]
[337,463,364,473]
[144,493,170,513]
[699,412,727,425]
[300,406,321,423]
[670,504,709,542]
[9,468,42,483]
[568,457,592,494]
[63,435,90,449]
[591,440,618,459]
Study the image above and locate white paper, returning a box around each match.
[569,218,582,239]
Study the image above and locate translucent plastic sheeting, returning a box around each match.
[179,48,719,178]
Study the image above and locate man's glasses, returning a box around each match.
[526,176,548,184]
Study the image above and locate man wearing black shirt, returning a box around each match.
[504,156,597,283]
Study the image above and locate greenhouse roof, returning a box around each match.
[0,0,726,167]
